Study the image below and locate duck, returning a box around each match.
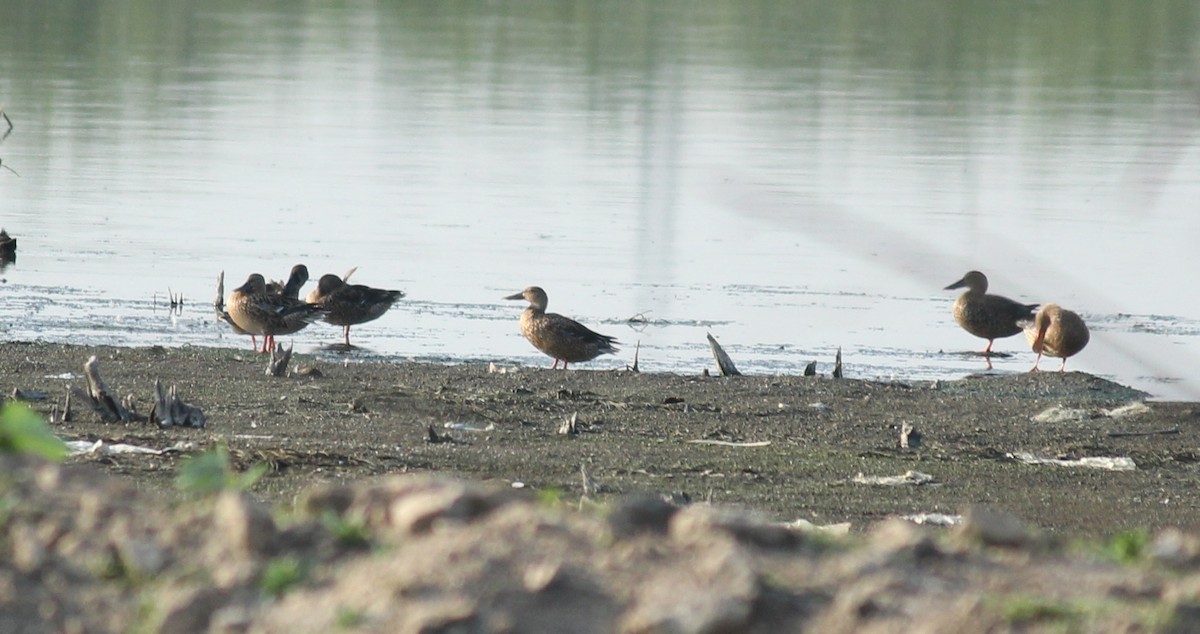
[1025,304,1090,372]
[0,228,15,256]
[945,270,1038,356]
[226,273,324,353]
[305,273,405,346]
[504,286,619,369]
[266,264,309,299]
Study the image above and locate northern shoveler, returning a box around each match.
[504,286,619,369]
[227,273,323,353]
[1025,303,1090,372]
[305,274,404,346]
[945,270,1038,355]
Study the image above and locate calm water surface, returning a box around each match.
[2,2,1199,398]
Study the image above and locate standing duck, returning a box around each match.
[305,274,405,347]
[505,286,619,369]
[227,273,324,353]
[1025,304,1089,372]
[945,271,1038,356]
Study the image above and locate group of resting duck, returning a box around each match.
[220,265,1087,374]
[221,265,406,353]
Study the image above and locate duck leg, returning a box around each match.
[343,325,352,347]
[982,339,995,355]
[551,359,560,369]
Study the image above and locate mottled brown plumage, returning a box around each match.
[945,270,1038,355]
[505,286,618,369]
[1025,303,1089,372]
[226,273,323,353]
[306,274,404,346]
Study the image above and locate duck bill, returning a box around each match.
[1031,315,1051,353]
[944,277,967,291]
[503,292,526,301]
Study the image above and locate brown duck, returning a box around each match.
[505,286,619,369]
[266,264,309,299]
[226,272,323,353]
[945,270,1038,355]
[1025,304,1089,372]
[305,274,405,346]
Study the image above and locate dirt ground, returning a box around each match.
[5,341,1200,632]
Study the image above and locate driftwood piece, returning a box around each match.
[267,342,294,377]
[1107,428,1180,438]
[150,380,206,429]
[706,332,742,376]
[832,347,843,379]
[77,356,139,423]
[559,412,579,436]
[580,464,600,496]
[900,422,922,449]
[628,340,641,373]
[215,271,226,312]
[803,361,817,376]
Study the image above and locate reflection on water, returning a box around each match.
[1,1,1199,398]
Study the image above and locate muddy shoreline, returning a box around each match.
[7,341,1200,632]
[3,341,1197,536]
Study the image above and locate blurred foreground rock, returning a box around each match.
[2,455,1199,633]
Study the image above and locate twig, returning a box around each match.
[706,332,742,376]
[803,361,817,376]
[686,439,771,447]
[558,411,579,435]
[832,347,843,379]
[76,356,139,422]
[214,271,226,312]
[150,380,206,429]
[628,340,640,373]
[267,342,294,377]
[1107,428,1180,438]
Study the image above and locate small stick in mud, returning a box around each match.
[168,288,184,311]
[706,332,742,376]
[803,361,817,376]
[1107,428,1180,438]
[628,340,641,373]
[580,464,600,496]
[900,422,922,449]
[832,347,843,379]
[62,389,73,422]
[267,342,294,377]
[150,380,206,429]
[559,412,579,435]
[76,356,140,423]
[214,271,226,312]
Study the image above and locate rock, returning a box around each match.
[295,484,356,519]
[381,477,523,536]
[957,506,1030,547]
[619,536,759,633]
[214,491,277,557]
[671,505,800,550]
[156,587,230,634]
[1152,528,1200,566]
[9,524,47,572]
[608,494,679,539]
